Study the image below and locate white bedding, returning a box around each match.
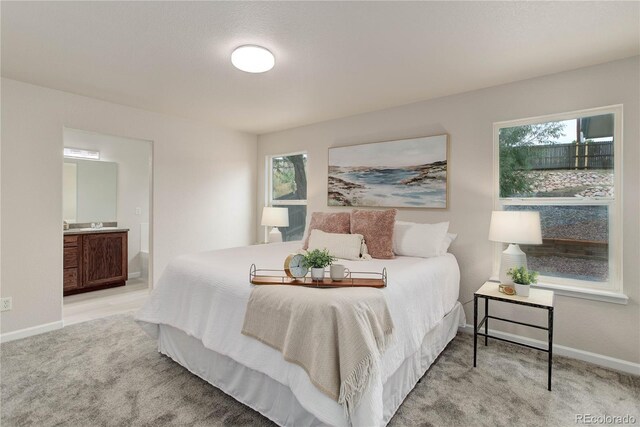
[135,241,461,427]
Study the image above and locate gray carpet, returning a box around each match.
[1,314,638,427]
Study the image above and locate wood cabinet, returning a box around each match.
[63,235,81,293]
[63,230,128,296]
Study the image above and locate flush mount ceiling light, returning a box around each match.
[231,45,275,73]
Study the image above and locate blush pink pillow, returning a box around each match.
[302,212,351,249]
[350,209,397,259]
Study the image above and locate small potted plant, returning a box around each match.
[507,266,538,297]
[302,249,336,281]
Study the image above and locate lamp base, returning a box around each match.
[499,244,528,285]
[267,227,283,243]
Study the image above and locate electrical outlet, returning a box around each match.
[0,297,12,312]
[135,207,142,215]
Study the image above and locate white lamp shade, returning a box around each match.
[261,207,289,227]
[488,211,542,245]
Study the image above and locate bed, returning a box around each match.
[135,241,465,427]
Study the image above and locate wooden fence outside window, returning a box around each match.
[515,140,613,170]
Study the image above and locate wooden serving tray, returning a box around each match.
[249,265,387,288]
[251,276,386,288]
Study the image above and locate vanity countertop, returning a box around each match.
[64,227,129,235]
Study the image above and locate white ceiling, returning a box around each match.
[2,1,638,134]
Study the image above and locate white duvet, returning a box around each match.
[136,242,460,427]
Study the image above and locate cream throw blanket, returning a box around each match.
[242,285,394,415]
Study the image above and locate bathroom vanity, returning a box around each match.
[63,228,129,296]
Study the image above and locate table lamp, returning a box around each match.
[261,207,289,243]
[489,211,542,285]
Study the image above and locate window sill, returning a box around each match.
[489,276,628,305]
[533,282,628,305]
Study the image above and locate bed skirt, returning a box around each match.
[157,301,465,427]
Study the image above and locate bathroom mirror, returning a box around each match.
[63,159,117,223]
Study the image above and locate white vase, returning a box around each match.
[311,268,325,281]
[514,283,530,297]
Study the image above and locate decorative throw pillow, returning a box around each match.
[302,211,351,249]
[393,221,450,258]
[307,229,367,261]
[350,209,397,259]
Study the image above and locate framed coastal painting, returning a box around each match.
[328,134,448,208]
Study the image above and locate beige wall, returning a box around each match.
[257,57,640,364]
[1,78,257,334]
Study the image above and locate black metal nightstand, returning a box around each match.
[473,281,555,391]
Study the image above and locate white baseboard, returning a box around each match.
[2,318,637,376]
[128,272,141,280]
[459,324,640,376]
[1,320,64,343]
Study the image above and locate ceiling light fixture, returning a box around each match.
[231,45,275,73]
[64,147,100,160]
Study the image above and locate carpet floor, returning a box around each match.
[1,314,638,426]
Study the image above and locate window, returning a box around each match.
[267,152,307,242]
[494,106,622,295]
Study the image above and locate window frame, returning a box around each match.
[492,105,624,302]
[266,150,308,207]
[265,151,308,243]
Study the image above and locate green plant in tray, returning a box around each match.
[302,249,336,269]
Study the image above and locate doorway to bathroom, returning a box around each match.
[62,128,152,325]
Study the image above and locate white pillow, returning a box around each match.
[307,229,367,260]
[393,221,450,258]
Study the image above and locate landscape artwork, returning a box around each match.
[328,134,448,208]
